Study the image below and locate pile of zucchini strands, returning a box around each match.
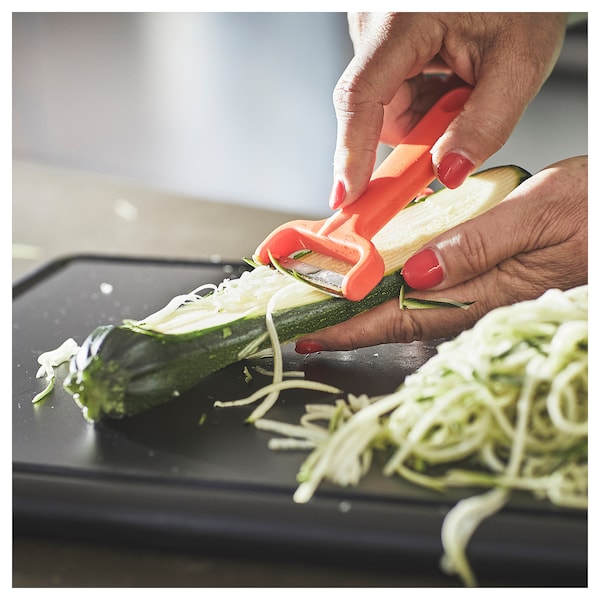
[256,284,588,586]
[33,166,587,586]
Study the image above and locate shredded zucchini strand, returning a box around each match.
[32,338,80,404]
[252,285,588,586]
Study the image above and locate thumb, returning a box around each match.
[402,178,540,291]
[431,19,565,190]
[403,156,587,293]
[430,78,533,189]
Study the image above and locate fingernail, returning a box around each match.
[329,179,346,210]
[436,152,474,189]
[295,340,325,354]
[416,187,434,200]
[402,248,444,290]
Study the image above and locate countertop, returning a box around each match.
[11,161,589,590]
[12,161,462,589]
[12,160,314,283]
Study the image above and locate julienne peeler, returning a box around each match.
[254,86,472,301]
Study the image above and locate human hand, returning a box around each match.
[329,12,568,209]
[296,155,588,352]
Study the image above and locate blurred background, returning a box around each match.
[12,12,588,217]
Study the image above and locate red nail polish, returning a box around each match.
[437,152,474,189]
[295,340,325,354]
[416,187,434,200]
[329,180,346,210]
[402,248,444,290]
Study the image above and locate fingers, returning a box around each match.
[328,57,386,209]
[403,156,588,292]
[431,13,568,188]
[402,200,525,291]
[295,295,483,352]
[330,14,445,209]
[332,13,569,206]
[297,156,587,352]
[431,22,566,187]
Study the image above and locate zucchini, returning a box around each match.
[63,165,530,421]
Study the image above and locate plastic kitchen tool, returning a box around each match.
[254,86,472,301]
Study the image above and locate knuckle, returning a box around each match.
[460,109,510,155]
[387,306,423,344]
[462,229,491,273]
[478,113,510,154]
[332,74,379,115]
[443,228,491,277]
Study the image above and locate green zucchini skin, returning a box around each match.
[64,270,407,421]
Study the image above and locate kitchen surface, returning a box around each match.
[12,13,588,588]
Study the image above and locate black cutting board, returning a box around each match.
[12,255,587,586]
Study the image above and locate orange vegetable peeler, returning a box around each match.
[254,86,472,301]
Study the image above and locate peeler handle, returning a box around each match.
[253,86,472,302]
[328,86,472,239]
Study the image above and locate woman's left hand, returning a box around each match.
[295,155,588,353]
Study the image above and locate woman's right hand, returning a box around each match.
[330,12,569,209]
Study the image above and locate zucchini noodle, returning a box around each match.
[128,263,342,420]
[216,281,343,422]
[33,338,80,403]
[254,285,588,586]
[131,265,326,335]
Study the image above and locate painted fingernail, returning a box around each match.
[436,152,474,189]
[295,340,325,354]
[329,179,346,210]
[402,248,444,290]
[416,187,434,200]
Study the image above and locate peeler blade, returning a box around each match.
[277,256,345,297]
